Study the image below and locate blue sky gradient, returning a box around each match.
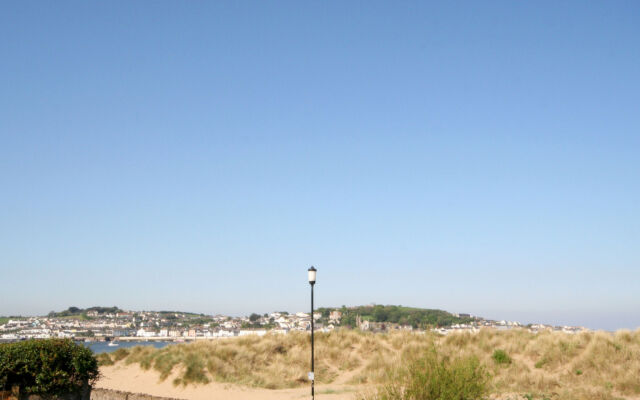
[1,1,639,330]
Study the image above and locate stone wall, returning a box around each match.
[0,389,183,400]
[89,389,184,400]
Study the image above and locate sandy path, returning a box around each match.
[97,364,360,400]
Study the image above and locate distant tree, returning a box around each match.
[373,305,389,322]
[249,313,260,322]
[334,305,468,329]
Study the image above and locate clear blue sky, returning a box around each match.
[1,1,639,330]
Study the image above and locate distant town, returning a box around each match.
[0,305,587,342]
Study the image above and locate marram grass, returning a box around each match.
[98,328,640,400]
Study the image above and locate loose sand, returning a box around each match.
[97,364,361,400]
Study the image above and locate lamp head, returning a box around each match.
[308,266,317,285]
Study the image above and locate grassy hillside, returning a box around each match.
[48,306,122,318]
[318,305,474,328]
[98,328,640,400]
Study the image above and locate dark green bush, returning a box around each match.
[364,348,489,400]
[0,339,99,395]
[492,349,512,365]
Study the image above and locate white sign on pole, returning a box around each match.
[308,372,314,381]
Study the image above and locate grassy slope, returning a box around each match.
[99,329,640,400]
[319,305,471,328]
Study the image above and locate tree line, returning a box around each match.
[317,305,474,329]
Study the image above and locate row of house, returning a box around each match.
[0,309,588,342]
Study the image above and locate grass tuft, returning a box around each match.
[492,349,512,365]
[357,347,489,400]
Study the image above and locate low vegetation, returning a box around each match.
[492,349,512,365]
[0,339,99,395]
[358,349,489,400]
[100,328,640,400]
[96,347,130,366]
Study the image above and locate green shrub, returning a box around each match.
[534,358,546,369]
[492,349,512,365]
[362,348,489,400]
[96,352,114,366]
[173,353,210,386]
[0,339,99,395]
[111,348,130,362]
[95,349,130,367]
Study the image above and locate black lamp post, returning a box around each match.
[308,266,317,400]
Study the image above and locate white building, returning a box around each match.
[136,329,156,338]
[239,330,267,337]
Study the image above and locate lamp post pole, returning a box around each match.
[308,266,317,400]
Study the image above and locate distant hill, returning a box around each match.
[43,305,475,329]
[156,310,206,317]
[318,305,476,328]
[45,307,206,319]
[47,306,122,318]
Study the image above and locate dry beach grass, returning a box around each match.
[97,328,640,400]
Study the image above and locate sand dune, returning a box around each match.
[96,329,640,400]
[97,363,359,400]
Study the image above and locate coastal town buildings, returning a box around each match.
[0,308,587,342]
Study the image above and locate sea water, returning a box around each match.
[82,340,175,354]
